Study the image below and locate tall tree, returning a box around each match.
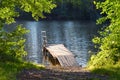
[88,0,120,68]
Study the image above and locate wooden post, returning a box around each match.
[41,31,47,65]
[41,31,47,47]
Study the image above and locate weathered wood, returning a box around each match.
[44,44,78,67]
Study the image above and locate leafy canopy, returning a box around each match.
[0,0,56,24]
[88,0,120,68]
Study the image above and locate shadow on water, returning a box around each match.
[4,20,100,67]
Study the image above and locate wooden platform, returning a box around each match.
[43,44,78,67]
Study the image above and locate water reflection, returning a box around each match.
[5,21,99,67]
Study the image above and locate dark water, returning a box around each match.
[5,20,99,67]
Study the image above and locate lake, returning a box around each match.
[5,20,100,67]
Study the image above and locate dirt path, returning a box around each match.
[17,67,109,80]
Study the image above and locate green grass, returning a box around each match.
[88,63,120,80]
[0,61,45,80]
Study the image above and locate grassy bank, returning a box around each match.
[0,61,45,80]
[88,63,120,80]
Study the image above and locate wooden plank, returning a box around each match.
[45,44,78,66]
[57,56,66,66]
[46,44,74,56]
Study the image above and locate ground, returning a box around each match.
[17,66,109,80]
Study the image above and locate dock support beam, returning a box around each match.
[41,31,48,65]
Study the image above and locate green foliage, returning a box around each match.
[88,0,120,68]
[20,0,56,20]
[0,0,56,22]
[0,25,29,61]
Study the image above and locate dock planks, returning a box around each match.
[44,44,78,67]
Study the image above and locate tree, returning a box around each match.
[88,0,120,68]
[0,0,56,61]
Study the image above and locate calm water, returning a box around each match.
[5,20,99,67]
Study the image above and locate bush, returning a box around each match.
[0,25,29,61]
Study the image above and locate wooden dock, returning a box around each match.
[41,31,78,67]
[43,44,78,67]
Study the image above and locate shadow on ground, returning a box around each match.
[17,67,109,80]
